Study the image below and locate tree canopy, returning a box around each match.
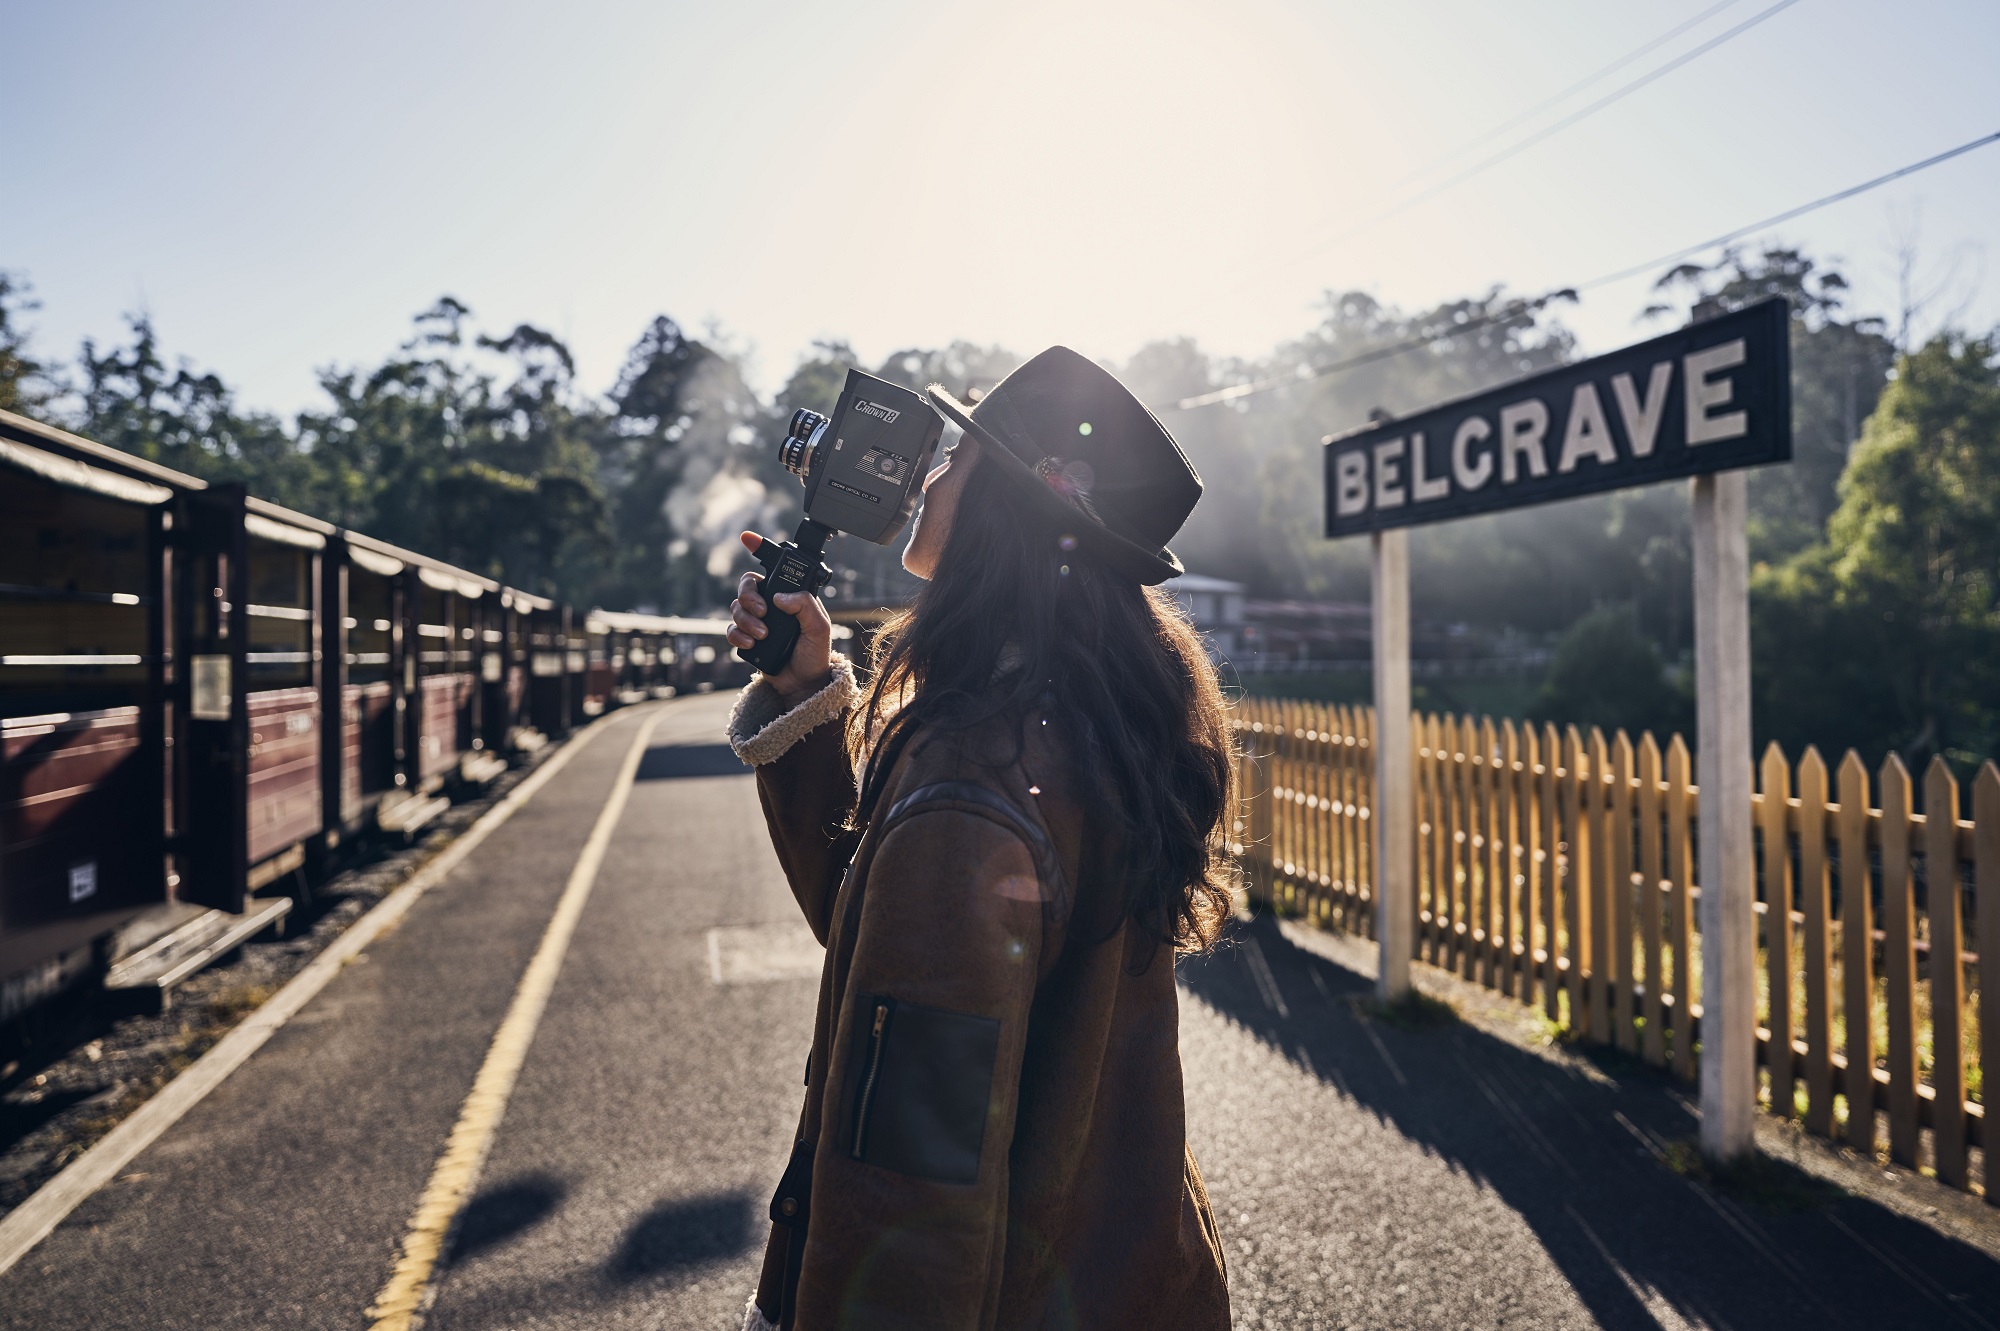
[4,248,1992,768]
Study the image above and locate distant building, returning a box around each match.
[1235,598,1373,671]
[1163,573,1247,660]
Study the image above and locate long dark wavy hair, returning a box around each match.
[849,441,1237,952]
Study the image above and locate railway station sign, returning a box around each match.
[1324,297,1790,537]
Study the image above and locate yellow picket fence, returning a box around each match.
[1229,696,1997,1200]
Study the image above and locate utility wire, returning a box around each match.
[1393,0,1745,188]
[1228,0,1804,294]
[1168,127,2000,412]
[1379,0,1802,225]
[1573,129,2000,290]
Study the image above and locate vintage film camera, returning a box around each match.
[738,369,944,674]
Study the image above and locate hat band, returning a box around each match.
[1033,456,1104,524]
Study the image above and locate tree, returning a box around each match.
[1753,333,2000,770]
[1646,247,1898,562]
[598,315,784,613]
[298,298,611,600]
[1529,604,1690,739]
[0,271,61,417]
[76,312,315,507]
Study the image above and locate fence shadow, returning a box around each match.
[1178,911,2000,1331]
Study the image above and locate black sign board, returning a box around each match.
[1323,298,1790,537]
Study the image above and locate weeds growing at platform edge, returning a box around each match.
[45,983,274,1173]
[1363,990,1459,1032]
[1661,1136,1848,1213]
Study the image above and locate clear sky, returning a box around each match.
[4,0,1996,415]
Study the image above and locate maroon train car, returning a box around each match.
[0,413,173,1020]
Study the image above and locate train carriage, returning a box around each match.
[225,496,334,901]
[481,589,533,755]
[323,533,407,843]
[0,412,175,1019]
[524,600,570,741]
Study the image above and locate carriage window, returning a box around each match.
[454,594,479,672]
[0,470,152,711]
[246,538,314,689]
[345,567,394,684]
[417,585,454,672]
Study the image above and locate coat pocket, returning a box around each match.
[845,992,1001,1185]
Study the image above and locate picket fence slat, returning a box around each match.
[1230,693,1991,1200]
[1640,734,1666,1068]
[1761,743,1795,1117]
[1977,764,2000,1205]
[1927,757,1967,1187]
[1839,751,1876,1154]
[1567,726,1590,1034]
[1881,755,1919,1168]
[1502,720,1522,999]
[1667,735,1696,1082]
[1542,723,1563,1022]
[1608,727,1624,1047]
[1799,748,1836,1137]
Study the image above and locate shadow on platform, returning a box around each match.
[431,1180,760,1329]
[637,743,751,781]
[1177,910,2000,1331]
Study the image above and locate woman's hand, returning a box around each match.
[728,531,835,704]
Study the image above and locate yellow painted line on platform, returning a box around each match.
[366,707,665,1330]
[0,710,623,1279]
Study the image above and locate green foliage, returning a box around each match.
[1648,247,1899,563]
[288,298,609,599]
[9,237,1990,784]
[77,313,315,505]
[1529,604,1691,739]
[1754,334,2000,771]
[0,271,61,416]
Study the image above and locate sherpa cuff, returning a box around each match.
[727,657,858,766]
[740,1297,778,1331]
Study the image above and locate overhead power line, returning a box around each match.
[1235,0,1803,294]
[1378,0,1803,225]
[1394,0,1745,188]
[1575,129,2000,290]
[1168,127,2000,412]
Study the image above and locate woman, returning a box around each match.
[724,347,1233,1331]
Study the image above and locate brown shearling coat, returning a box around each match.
[728,661,1230,1331]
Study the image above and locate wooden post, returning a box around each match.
[1924,757,1967,1187]
[1760,742,1796,1118]
[1667,735,1695,1080]
[1975,763,2000,1204]
[1838,751,1876,1154]
[1693,470,1756,1164]
[1373,529,1413,1001]
[1798,748,1835,1137]
[1879,756,1919,1167]
[1639,733,1666,1067]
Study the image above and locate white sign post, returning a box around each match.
[1693,469,1757,1162]
[1372,529,1413,1002]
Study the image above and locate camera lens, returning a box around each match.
[779,409,828,480]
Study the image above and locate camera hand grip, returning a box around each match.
[738,575,804,675]
[734,523,833,677]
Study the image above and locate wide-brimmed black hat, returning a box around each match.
[925,347,1201,586]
